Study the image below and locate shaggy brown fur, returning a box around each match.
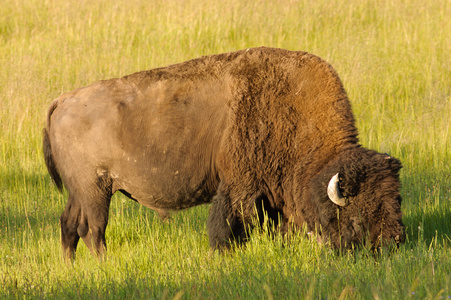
[43,47,404,259]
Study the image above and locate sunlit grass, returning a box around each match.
[1,0,450,298]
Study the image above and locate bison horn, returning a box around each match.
[327,173,347,206]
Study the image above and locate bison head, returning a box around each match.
[309,148,405,250]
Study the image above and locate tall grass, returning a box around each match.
[1,0,450,298]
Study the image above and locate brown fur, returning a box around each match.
[43,47,404,259]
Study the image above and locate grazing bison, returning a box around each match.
[43,47,404,259]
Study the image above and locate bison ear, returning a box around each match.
[327,173,347,206]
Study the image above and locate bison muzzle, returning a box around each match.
[43,47,405,259]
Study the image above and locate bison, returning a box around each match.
[43,47,404,259]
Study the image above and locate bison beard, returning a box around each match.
[43,47,405,259]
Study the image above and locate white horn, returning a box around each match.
[327,173,347,206]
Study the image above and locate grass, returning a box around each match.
[1,0,450,298]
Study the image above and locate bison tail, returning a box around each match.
[43,101,64,192]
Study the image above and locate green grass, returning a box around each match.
[1,0,450,298]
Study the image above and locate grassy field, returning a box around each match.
[1,0,450,298]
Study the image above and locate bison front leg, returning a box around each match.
[207,184,246,250]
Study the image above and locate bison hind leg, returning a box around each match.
[78,188,112,259]
[60,194,82,260]
[60,173,113,260]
